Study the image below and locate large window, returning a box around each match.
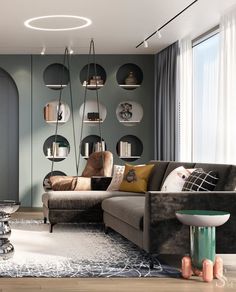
[192,33,220,162]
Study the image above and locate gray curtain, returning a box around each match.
[154,41,179,161]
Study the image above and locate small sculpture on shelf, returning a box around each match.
[57,102,64,121]
[83,75,104,86]
[89,75,104,86]
[87,112,101,121]
[125,71,137,85]
[119,103,132,121]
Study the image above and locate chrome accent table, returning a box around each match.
[0,200,20,260]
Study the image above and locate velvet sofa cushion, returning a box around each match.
[102,196,145,230]
[42,191,143,209]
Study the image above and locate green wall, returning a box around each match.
[0,54,154,207]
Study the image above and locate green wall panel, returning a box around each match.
[0,54,154,207]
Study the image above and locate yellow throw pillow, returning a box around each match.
[119,164,154,193]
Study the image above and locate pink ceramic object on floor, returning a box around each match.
[202,259,214,282]
[213,256,223,279]
[181,256,192,279]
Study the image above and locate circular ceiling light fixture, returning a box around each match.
[24,15,92,31]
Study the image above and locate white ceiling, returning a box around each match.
[0,0,236,54]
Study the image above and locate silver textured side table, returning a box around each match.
[0,200,20,260]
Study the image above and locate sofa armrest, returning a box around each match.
[143,191,236,255]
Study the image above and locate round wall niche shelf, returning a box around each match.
[43,63,70,90]
[116,135,143,162]
[43,170,66,191]
[43,135,70,162]
[116,63,143,90]
[44,101,70,124]
[116,101,143,126]
[79,100,107,125]
[80,63,106,90]
[81,135,106,159]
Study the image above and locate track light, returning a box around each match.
[69,48,74,54]
[41,48,45,55]
[136,0,198,48]
[156,30,162,39]
[143,40,148,48]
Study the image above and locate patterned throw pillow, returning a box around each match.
[161,166,194,192]
[119,164,154,193]
[107,165,125,191]
[182,169,218,192]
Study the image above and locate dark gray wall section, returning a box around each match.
[0,56,31,206]
[0,69,18,200]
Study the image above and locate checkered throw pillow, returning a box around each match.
[182,169,218,192]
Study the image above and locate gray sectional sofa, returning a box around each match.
[42,160,236,256]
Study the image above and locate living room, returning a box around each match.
[1,0,236,291]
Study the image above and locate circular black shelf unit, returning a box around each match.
[116,135,143,162]
[43,170,67,191]
[43,63,70,90]
[43,135,70,162]
[80,63,106,90]
[116,63,143,90]
[81,135,106,158]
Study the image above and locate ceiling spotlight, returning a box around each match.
[143,40,148,48]
[157,30,162,39]
[136,0,198,48]
[41,48,45,55]
[69,48,74,54]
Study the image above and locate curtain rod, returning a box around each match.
[136,0,199,48]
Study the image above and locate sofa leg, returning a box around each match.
[149,260,154,269]
[104,225,109,234]
[49,223,55,233]
[149,254,156,269]
[44,217,47,224]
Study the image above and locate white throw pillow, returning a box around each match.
[161,166,193,192]
[107,165,125,191]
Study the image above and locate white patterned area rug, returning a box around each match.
[0,220,181,278]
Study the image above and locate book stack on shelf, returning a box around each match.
[83,141,106,158]
[119,141,132,158]
[94,141,106,152]
[84,143,89,157]
[44,103,65,122]
[47,142,68,158]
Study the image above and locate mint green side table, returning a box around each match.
[176,210,230,282]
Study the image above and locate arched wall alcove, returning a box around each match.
[0,68,19,201]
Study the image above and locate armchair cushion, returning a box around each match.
[49,176,77,191]
[82,151,113,177]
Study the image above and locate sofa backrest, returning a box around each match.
[147,161,169,191]
[147,160,236,191]
[194,163,236,191]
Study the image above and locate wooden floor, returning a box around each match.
[1,209,235,292]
